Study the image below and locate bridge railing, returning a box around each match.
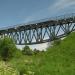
[0,13,75,31]
[25,13,75,24]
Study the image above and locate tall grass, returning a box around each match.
[0,32,75,75]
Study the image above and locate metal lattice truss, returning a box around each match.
[0,13,75,45]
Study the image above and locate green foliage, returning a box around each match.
[0,61,19,75]
[33,48,40,55]
[34,32,75,75]
[0,32,75,75]
[22,45,33,55]
[0,37,17,61]
[53,38,61,46]
[16,63,27,75]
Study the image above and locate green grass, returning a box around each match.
[0,32,75,75]
[34,32,75,75]
[0,61,19,75]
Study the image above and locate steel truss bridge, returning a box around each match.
[0,13,75,45]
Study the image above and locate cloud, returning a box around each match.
[24,8,49,23]
[48,0,75,13]
[24,15,36,23]
[21,0,75,50]
[24,0,75,23]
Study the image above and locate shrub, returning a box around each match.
[33,48,40,55]
[22,45,33,55]
[13,49,23,58]
[0,37,17,61]
[18,64,27,75]
[53,38,61,46]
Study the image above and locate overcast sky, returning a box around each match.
[0,0,75,50]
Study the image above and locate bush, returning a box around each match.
[53,38,61,46]
[13,49,23,58]
[22,45,33,55]
[0,37,17,61]
[17,64,27,75]
[33,48,40,55]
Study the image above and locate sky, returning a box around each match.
[0,0,75,50]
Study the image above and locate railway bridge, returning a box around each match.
[0,13,75,45]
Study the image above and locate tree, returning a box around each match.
[53,38,61,46]
[33,48,39,55]
[22,45,33,55]
[0,37,17,61]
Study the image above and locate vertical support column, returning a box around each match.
[52,25,56,40]
[0,33,4,38]
[14,31,17,44]
[29,29,31,43]
[65,23,70,35]
[4,32,6,38]
[0,32,3,39]
[10,32,13,40]
[36,27,39,42]
[24,29,27,44]
[21,31,24,44]
[67,23,70,34]
[27,30,30,43]
[40,26,43,42]
[16,32,19,44]
[19,31,21,44]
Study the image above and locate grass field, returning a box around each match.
[0,32,75,75]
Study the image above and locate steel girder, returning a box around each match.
[0,14,75,45]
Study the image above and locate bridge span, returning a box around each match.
[0,13,75,45]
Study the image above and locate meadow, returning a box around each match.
[0,32,75,75]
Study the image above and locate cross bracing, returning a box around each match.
[0,13,75,45]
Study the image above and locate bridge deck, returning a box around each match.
[0,13,75,45]
[0,13,75,31]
